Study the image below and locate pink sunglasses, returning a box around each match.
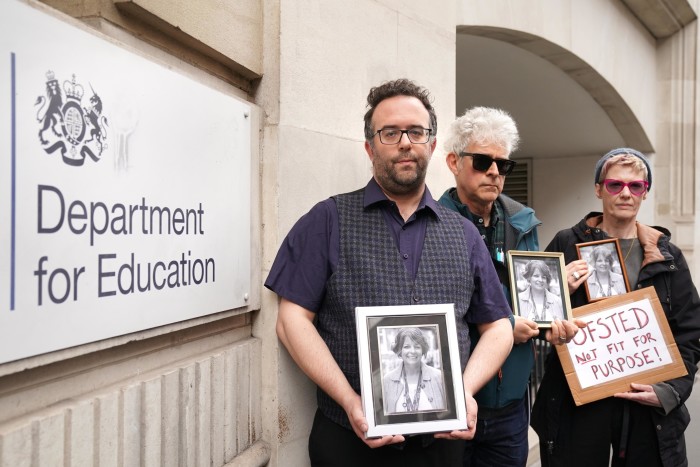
[601,179,648,196]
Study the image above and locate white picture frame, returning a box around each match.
[355,303,467,437]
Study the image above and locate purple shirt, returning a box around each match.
[265,179,510,324]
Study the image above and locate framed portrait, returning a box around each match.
[576,239,631,302]
[355,303,467,437]
[506,250,572,327]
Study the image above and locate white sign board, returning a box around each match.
[568,298,671,388]
[0,0,252,364]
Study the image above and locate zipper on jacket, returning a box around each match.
[664,275,671,306]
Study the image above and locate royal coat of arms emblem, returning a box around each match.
[35,70,108,166]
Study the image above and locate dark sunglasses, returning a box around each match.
[601,179,648,196]
[459,152,516,176]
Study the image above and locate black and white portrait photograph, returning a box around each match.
[355,304,467,437]
[379,325,446,415]
[507,251,571,327]
[576,239,631,302]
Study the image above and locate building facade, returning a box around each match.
[0,0,698,466]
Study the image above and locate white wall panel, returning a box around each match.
[0,339,263,466]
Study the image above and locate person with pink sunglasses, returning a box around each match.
[531,148,700,467]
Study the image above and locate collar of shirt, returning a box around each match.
[447,188,500,228]
[447,188,506,265]
[362,178,435,280]
[363,178,440,219]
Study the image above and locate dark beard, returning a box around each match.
[375,155,428,195]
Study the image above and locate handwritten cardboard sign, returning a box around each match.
[556,287,687,405]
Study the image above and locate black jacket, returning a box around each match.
[531,213,700,467]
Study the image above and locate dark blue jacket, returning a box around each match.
[439,189,542,410]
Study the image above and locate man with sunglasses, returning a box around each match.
[267,80,516,466]
[438,107,580,467]
[531,148,700,467]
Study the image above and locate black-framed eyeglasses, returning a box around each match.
[373,127,432,145]
[459,152,516,176]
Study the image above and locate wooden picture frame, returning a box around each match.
[554,287,687,405]
[355,304,467,437]
[576,238,631,302]
[506,251,572,328]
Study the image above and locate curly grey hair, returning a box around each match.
[443,106,520,156]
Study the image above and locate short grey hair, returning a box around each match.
[443,106,520,156]
[595,153,649,187]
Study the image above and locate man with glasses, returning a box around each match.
[439,107,580,467]
[532,148,700,466]
[267,80,515,466]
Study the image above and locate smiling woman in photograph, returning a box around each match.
[517,260,564,322]
[382,328,446,414]
[587,245,627,298]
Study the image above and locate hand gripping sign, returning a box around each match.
[555,287,687,405]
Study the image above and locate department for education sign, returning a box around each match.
[0,1,252,364]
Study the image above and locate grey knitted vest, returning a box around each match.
[317,188,474,428]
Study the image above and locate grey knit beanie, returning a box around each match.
[594,147,652,191]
